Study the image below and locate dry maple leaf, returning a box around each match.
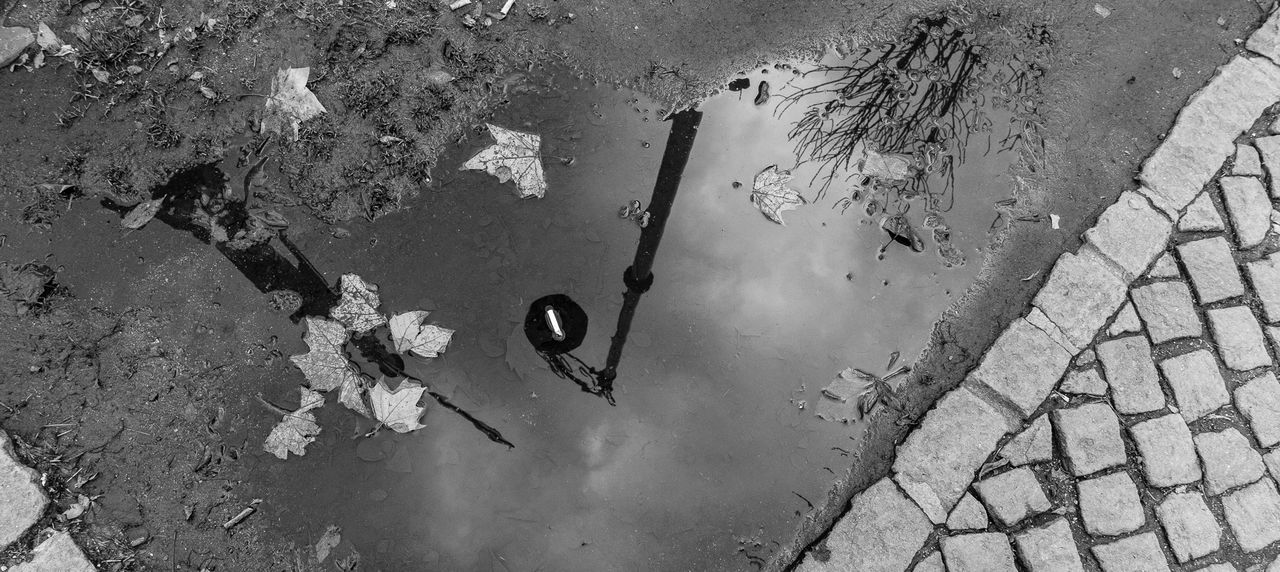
[263,387,324,459]
[370,379,429,433]
[260,67,327,141]
[461,124,547,199]
[331,274,387,334]
[290,319,363,392]
[388,311,454,358]
[750,165,806,225]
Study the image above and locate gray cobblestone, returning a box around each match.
[1195,428,1267,495]
[1266,449,1279,483]
[893,386,1015,523]
[998,414,1053,467]
[1235,372,1280,448]
[1178,237,1245,304]
[1156,491,1221,563]
[1259,135,1280,199]
[1053,403,1127,477]
[1013,518,1085,572]
[1221,176,1272,248]
[1141,55,1280,216]
[1221,477,1280,552]
[1032,248,1129,350]
[1159,349,1231,422]
[1233,143,1264,176]
[1247,5,1280,64]
[1196,564,1237,572]
[969,318,1073,419]
[946,492,988,531]
[1207,306,1272,371]
[1148,253,1181,278]
[1091,532,1171,572]
[1060,368,1108,396]
[1130,414,1202,487]
[975,467,1051,527]
[1085,192,1173,281]
[1180,191,1227,232]
[1078,472,1145,537]
[1098,336,1166,414]
[912,551,944,572]
[1246,253,1280,323]
[796,478,932,572]
[1108,302,1143,337]
[10,531,95,572]
[1131,281,1203,344]
[941,533,1018,572]
[0,432,48,552]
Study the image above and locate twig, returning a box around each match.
[222,499,261,530]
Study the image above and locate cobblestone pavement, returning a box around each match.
[799,9,1280,572]
[1,431,96,571]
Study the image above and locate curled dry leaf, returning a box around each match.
[370,379,429,433]
[121,197,164,229]
[750,165,806,225]
[60,494,91,520]
[260,67,327,141]
[262,387,324,459]
[462,123,547,199]
[388,310,454,358]
[815,367,877,423]
[331,274,387,334]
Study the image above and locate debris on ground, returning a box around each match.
[0,262,57,316]
[259,67,327,141]
[754,80,771,105]
[879,214,925,254]
[816,368,874,423]
[370,379,430,433]
[389,311,455,358]
[1094,3,1111,18]
[262,387,324,459]
[462,123,548,199]
[1050,213,1061,229]
[120,197,164,229]
[315,525,342,563]
[750,165,806,225]
[728,78,750,91]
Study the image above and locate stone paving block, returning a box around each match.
[1235,372,1280,448]
[1032,248,1130,350]
[1130,414,1202,487]
[1195,428,1267,495]
[1247,8,1280,65]
[1013,517,1085,572]
[1208,306,1272,371]
[1221,176,1272,249]
[1078,471,1145,537]
[1060,368,1108,396]
[998,414,1053,467]
[1098,336,1166,414]
[1196,564,1237,572]
[1053,403,1127,477]
[946,492,988,531]
[1259,135,1280,199]
[1246,253,1280,323]
[1108,302,1143,337]
[1131,281,1202,344]
[1141,55,1280,217]
[1269,325,1280,357]
[1234,143,1264,176]
[893,386,1015,523]
[969,318,1073,419]
[0,27,33,68]
[1180,191,1227,232]
[1272,556,1280,572]
[1086,191,1173,281]
[1091,532,1172,572]
[941,532,1018,572]
[974,467,1051,527]
[1178,237,1245,304]
[1027,307,1077,354]
[10,531,96,572]
[1156,491,1222,563]
[912,551,944,572]
[0,431,49,551]
[1221,477,1280,552]
[1159,349,1231,422]
[1148,253,1181,278]
[1267,449,1280,482]
[796,478,932,572]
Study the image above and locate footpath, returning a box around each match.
[799,8,1280,572]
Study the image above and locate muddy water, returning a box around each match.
[49,59,1013,569]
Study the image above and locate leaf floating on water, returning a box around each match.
[750,165,806,225]
[815,367,877,423]
[880,215,924,252]
[263,387,324,460]
[259,67,327,141]
[290,317,363,392]
[388,310,455,358]
[885,351,900,371]
[121,198,164,229]
[461,123,547,199]
[331,274,387,334]
[370,379,430,433]
[337,375,371,418]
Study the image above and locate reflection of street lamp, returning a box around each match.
[525,109,704,404]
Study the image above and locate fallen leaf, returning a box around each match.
[290,317,363,392]
[260,67,327,141]
[60,494,91,520]
[199,86,217,100]
[91,68,110,84]
[369,379,429,433]
[1093,3,1110,17]
[331,274,387,334]
[880,215,924,252]
[262,387,324,459]
[860,149,914,181]
[315,525,341,563]
[388,311,454,358]
[121,198,164,229]
[815,367,876,423]
[462,123,547,199]
[750,165,806,225]
[337,375,371,418]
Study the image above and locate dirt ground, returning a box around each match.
[0,0,1269,569]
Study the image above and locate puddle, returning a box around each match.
[45,14,1032,570]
